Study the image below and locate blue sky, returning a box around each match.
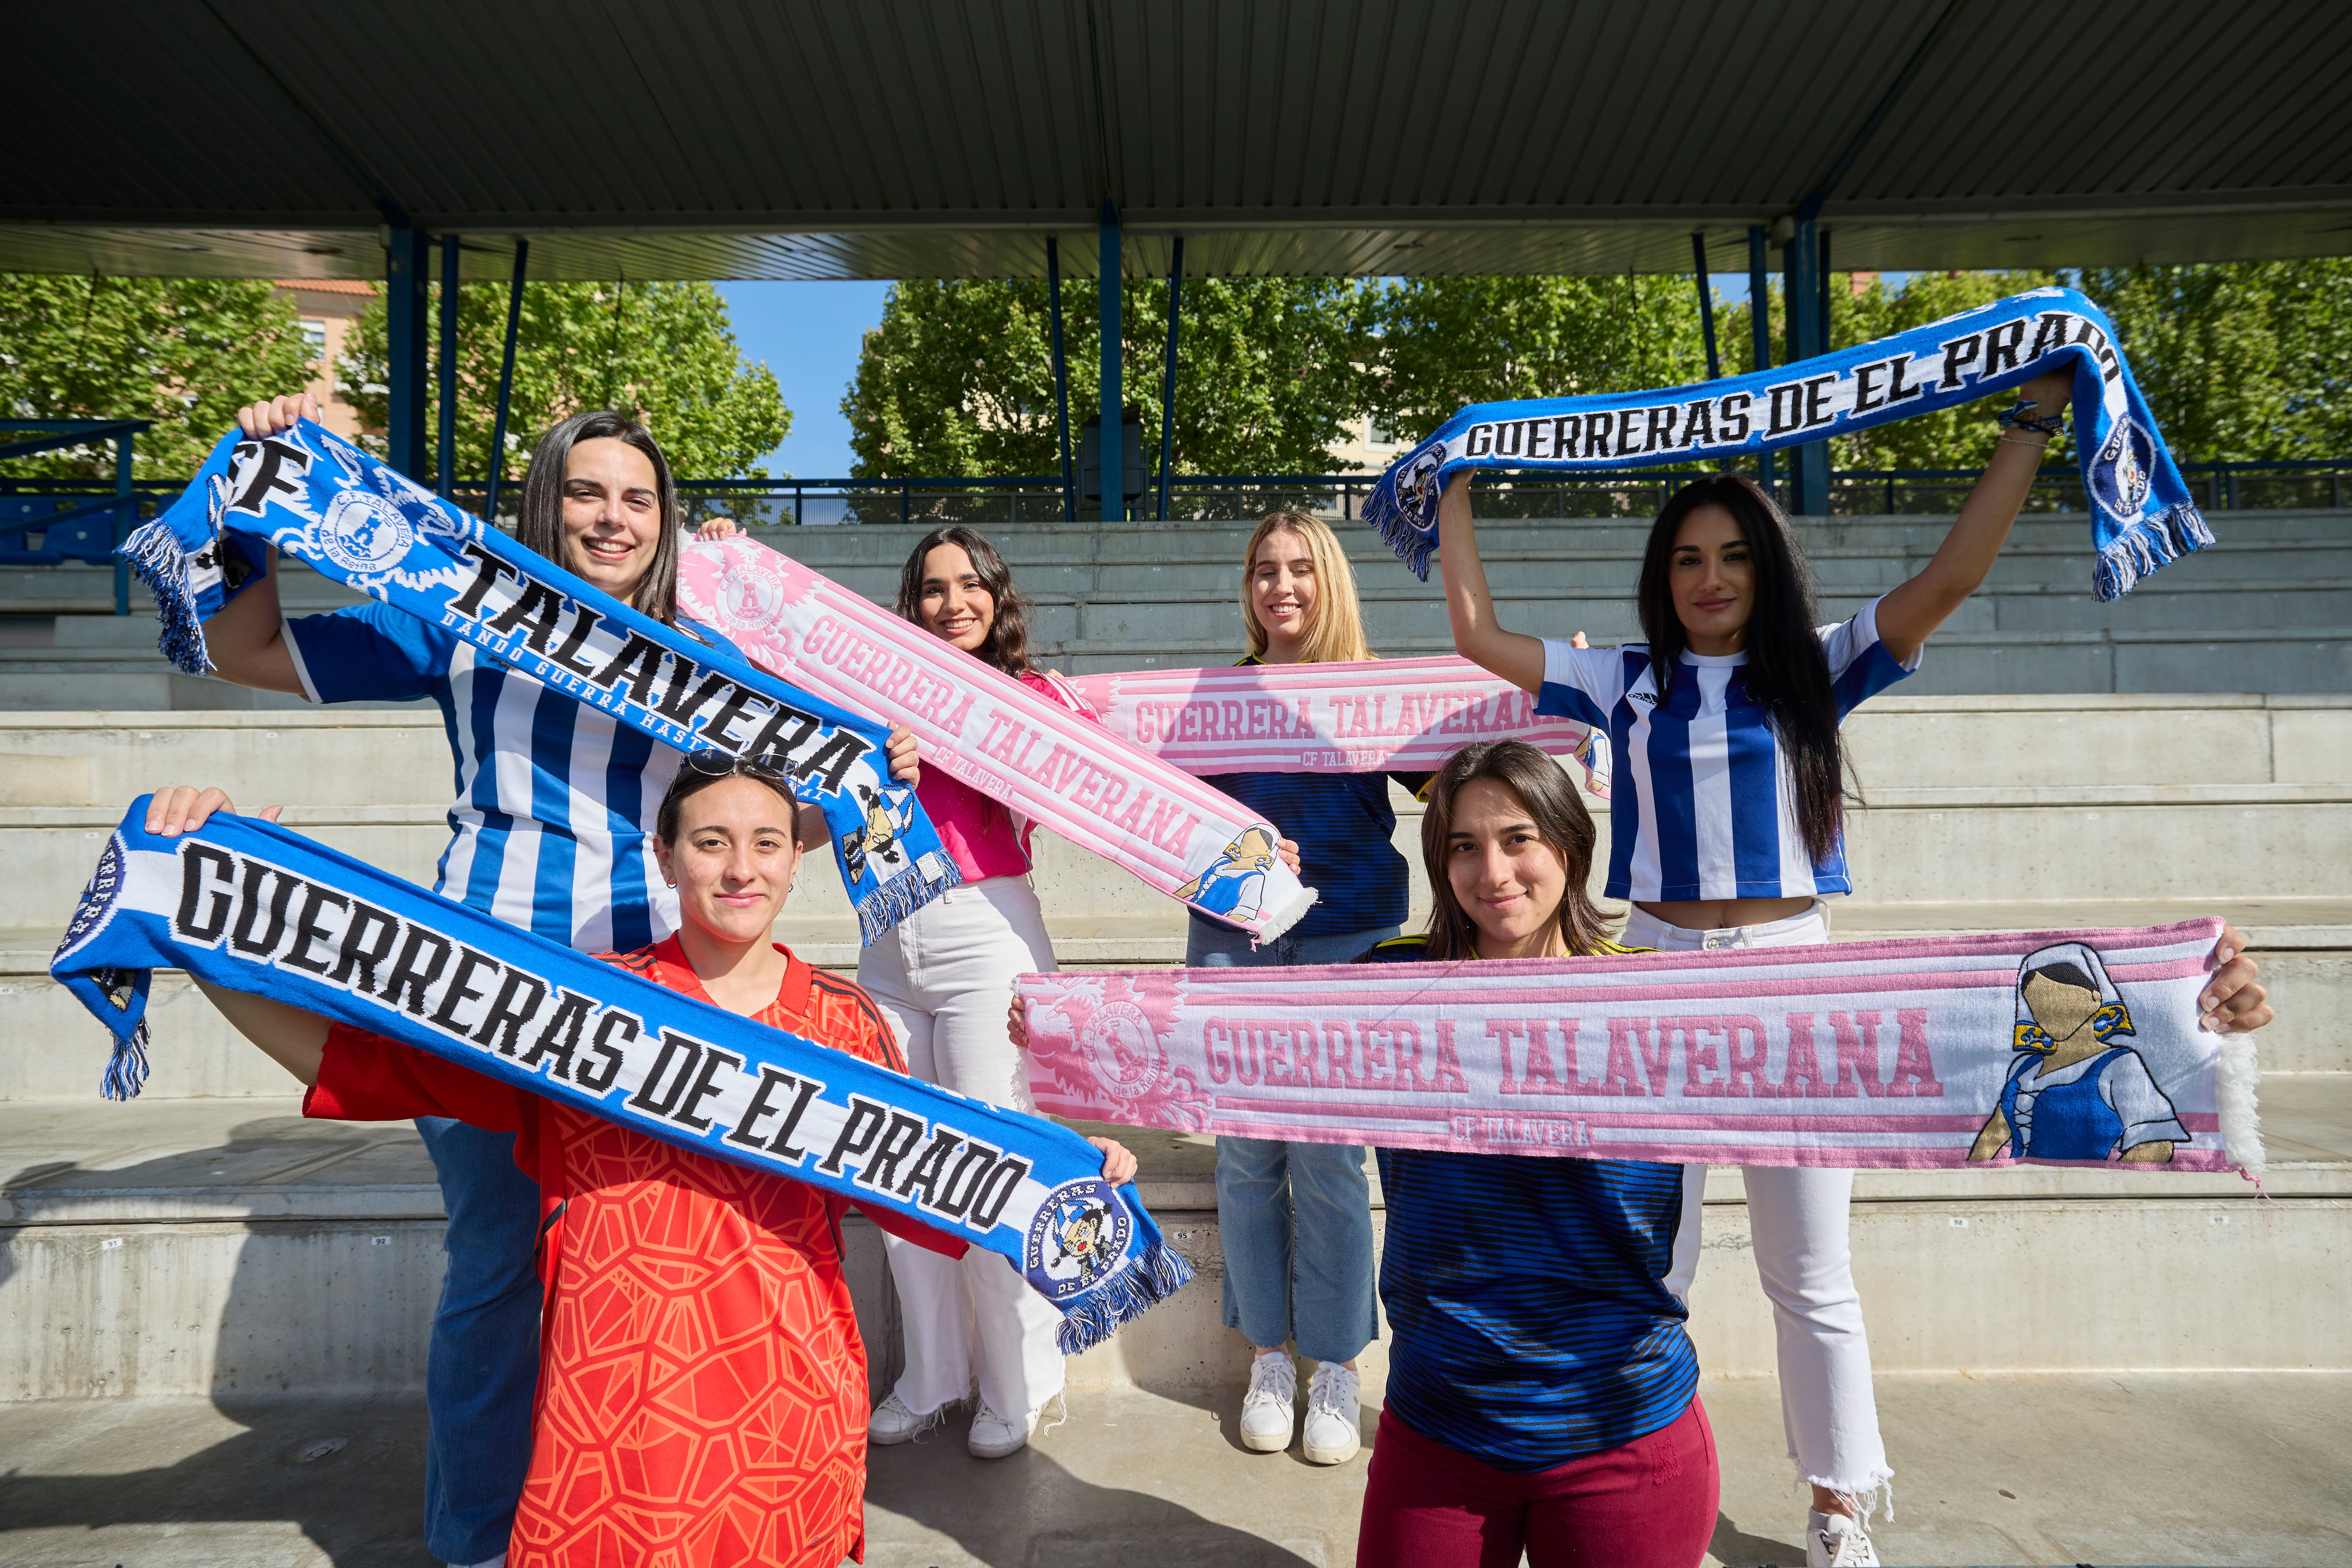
[716,271,1917,476]
[716,280,893,478]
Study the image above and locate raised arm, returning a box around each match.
[199,393,320,695]
[1437,473,1547,693]
[1874,369,2072,663]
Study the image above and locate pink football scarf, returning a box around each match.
[1018,919,2262,1175]
[1071,657,1610,795]
[676,539,1317,941]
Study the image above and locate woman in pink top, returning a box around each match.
[859,524,1100,1459]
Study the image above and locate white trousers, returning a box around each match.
[1628,903,1894,1501]
[858,876,1066,1421]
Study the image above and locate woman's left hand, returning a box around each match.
[1087,1135,1138,1185]
[1006,995,1029,1052]
[2200,922,2272,1035]
[885,725,921,788]
[695,516,741,541]
[1277,838,1301,875]
[2017,367,2072,418]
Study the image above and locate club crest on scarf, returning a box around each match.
[2089,415,2155,524]
[1026,1178,1132,1299]
[1025,971,1215,1131]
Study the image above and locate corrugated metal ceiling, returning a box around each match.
[4,0,2346,280]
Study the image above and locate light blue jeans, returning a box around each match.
[415,1116,542,1565]
[1186,917,1394,1365]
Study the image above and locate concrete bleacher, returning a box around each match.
[2,511,2347,1561]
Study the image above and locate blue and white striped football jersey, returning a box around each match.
[286,600,727,952]
[1534,596,1916,902]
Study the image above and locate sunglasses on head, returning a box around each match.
[683,749,792,785]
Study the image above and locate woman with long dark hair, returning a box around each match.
[1437,369,2047,1565]
[194,391,910,1568]
[859,524,1105,1460]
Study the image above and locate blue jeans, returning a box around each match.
[415,1116,542,1565]
[1187,918,1393,1365]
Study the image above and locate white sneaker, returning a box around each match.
[967,1397,1039,1458]
[1238,1349,1297,1452]
[1300,1361,1362,1465]
[1807,1509,1880,1567]
[867,1391,929,1446]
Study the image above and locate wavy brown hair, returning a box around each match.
[1418,740,1615,961]
[515,409,683,625]
[894,525,1035,677]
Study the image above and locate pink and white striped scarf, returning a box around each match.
[1072,657,1609,794]
[1019,919,2262,1174]
[677,539,1317,940]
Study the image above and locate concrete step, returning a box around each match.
[3,1082,2344,1404]
[9,778,2349,953]
[4,695,2338,804]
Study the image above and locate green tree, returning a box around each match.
[0,275,314,480]
[843,276,1368,478]
[341,280,790,483]
[1360,275,1713,446]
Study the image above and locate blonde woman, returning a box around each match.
[1189,512,1424,1469]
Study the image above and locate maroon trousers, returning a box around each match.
[1356,1398,1719,1568]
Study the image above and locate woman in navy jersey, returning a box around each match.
[1192,512,1426,1468]
[195,392,916,1568]
[1353,740,1715,1568]
[1433,367,2276,1565]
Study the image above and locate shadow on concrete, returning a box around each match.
[0,1394,429,1567]
[2,1116,439,1565]
[1708,1509,1804,1568]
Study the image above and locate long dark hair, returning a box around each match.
[894,525,1035,676]
[1637,474,1846,865]
[1419,741,1616,961]
[516,410,683,625]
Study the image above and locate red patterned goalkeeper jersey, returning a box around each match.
[307,938,963,1568]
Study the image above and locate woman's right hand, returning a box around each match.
[1006,996,1029,1052]
[236,393,321,440]
[145,786,282,837]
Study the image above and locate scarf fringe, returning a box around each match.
[2215,1028,2265,1181]
[101,1015,151,1102]
[1054,1237,1197,1356]
[1359,483,1436,581]
[118,516,212,675]
[1250,884,1319,948]
[856,857,966,946]
[2091,501,2213,602]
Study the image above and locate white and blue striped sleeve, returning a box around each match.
[1533,638,1626,731]
[1819,596,1920,719]
[282,601,450,704]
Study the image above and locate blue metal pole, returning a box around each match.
[484,239,529,525]
[436,234,460,497]
[1783,215,1827,515]
[1048,238,1074,522]
[386,226,430,480]
[111,426,134,615]
[1098,201,1121,521]
[1747,226,1774,496]
[1158,237,1184,521]
[1691,232,1720,381]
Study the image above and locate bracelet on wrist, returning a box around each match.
[1999,433,2052,449]
[1995,399,2066,437]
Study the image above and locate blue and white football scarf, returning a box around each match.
[121,422,957,942]
[1362,286,2207,601]
[54,801,1192,1351]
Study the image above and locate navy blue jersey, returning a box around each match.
[1356,932,1700,1471]
[1193,658,1424,938]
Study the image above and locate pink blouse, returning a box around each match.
[917,669,1099,883]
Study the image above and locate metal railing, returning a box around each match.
[0,419,154,612]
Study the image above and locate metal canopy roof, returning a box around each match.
[6,0,2348,282]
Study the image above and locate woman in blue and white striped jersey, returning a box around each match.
[197,391,917,1568]
[1432,367,2070,1568]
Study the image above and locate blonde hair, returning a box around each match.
[1240,512,1374,665]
